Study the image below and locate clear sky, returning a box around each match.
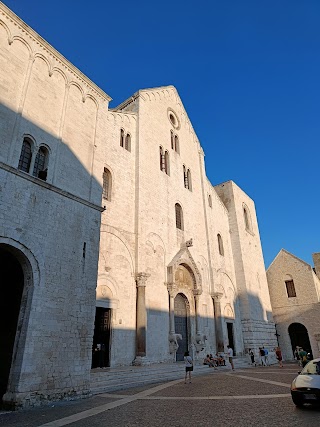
[3,0,319,269]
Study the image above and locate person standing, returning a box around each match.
[227,345,235,371]
[249,348,256,366]
[259,347,266,366]
[184,351,193,383]
[263,346,269,366]
[275,347,283,368]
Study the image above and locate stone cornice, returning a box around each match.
[0,2,111,103]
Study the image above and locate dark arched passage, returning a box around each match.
[0,247,24,402]
[288,323,312,357]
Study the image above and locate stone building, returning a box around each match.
[267,249,320,361]
[0,3,277,409]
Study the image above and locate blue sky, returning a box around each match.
[3,0,319,268]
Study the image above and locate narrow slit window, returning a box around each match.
[187,169,192,191]
[217,234,224,256]
[208,195,212,207]
[171,130,174,150]
[175,203,183,230]
[165,150,170,175]
[120,129,125,147]
[174,135,180,154]
[160,146,164,171]
[103,167,112,200]
[125,133,131,152]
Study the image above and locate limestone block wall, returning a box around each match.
[135,88,211,361]
[95,110,137,366]
[205,180,244,354]
[267,250,320,360]
[214,181,277,352]
[0,168,101,407]
[0,3,108,407]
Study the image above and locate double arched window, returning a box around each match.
[102,167,112,200]
[18,137,49,181]
[175,203,183,230]
[159,146,170,175]
[120,128,131,152]
[183,165,192,190]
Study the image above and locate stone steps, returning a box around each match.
[90,357,252,395]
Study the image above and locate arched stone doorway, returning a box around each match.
[288,323,312,357]
[0,246,25,402]
[174,293,189,361]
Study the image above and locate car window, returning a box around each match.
[301,360,320,375]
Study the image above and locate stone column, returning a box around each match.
[167,283,177,334]
[133,273,149,365]
[212,292,224,352]
[193,290,201,335]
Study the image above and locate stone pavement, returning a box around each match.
[1,363,319,427]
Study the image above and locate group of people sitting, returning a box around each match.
[203,353,226,369]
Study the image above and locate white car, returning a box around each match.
[291,357,320,407]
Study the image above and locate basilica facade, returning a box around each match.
[0,3,277,409]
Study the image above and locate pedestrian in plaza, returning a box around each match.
[298,347,308,368]
[249,348,256,366]
[259,347,266,366]
[263,346,269,366]
[184,351,193,383]
[275,347,283,368]
[227,345,235,371]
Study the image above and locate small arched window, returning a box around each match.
[208,195,212,207]
[174,135,180,154]
[103,167,112,200]
[18,137,32,173]
[120,129,125,147]
[33,146,49,181]
[217,234,224,256]
[165,150,170,175]
[125,133,131,152]
[187,169,192,191]
[175,203,183,230]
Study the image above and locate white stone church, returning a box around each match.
[0,3,277,409]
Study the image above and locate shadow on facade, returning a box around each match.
[0,102,104,407]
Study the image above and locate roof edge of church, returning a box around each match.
[0,2,112,102]
[112,85,177,110]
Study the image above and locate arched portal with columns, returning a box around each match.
[166,242,207,361]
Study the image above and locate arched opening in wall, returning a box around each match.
[174,293,189,361]
[0,247,25,403]
[288,323,312,359]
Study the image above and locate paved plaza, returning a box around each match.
[0,363,319,427]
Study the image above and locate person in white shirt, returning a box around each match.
[227,345,235,371]
[184,351,193,383]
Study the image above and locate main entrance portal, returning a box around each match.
[174,293,188,361]
[92,307,111,368]
[0,247,24,402]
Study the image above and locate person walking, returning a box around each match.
[298,348,308,368]
[275,347,283,368]
[249,348,256,366]
[184,351,193,383]
[227,345,235,371]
